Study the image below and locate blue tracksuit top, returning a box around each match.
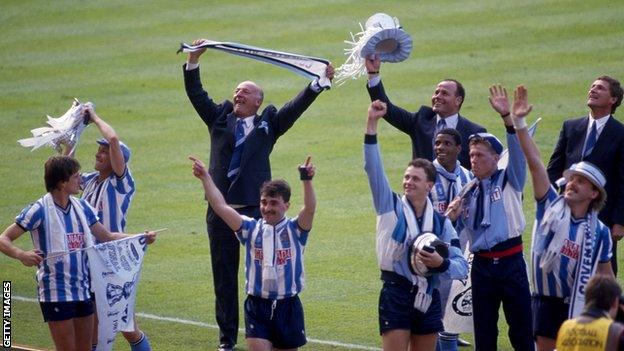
[364,135,468,286]
[459,132,527,252]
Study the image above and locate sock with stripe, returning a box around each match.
[129,332,152,351]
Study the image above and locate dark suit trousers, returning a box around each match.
[207,205,261,346]
[471,253,534,351]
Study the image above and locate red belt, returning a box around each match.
[476,244,523,259]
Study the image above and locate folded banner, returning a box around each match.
[87,235,149,351]
[443,243,474,334]
[178,40,331,89]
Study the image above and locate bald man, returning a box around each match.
[183,38,333,351]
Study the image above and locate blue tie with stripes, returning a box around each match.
[437,118,447,134]
[227,119,246,180]
[473,181,484,230]
[433,118,447,148]
[583,121,597,158]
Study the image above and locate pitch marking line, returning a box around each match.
[13,296,380,351]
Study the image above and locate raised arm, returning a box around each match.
[296,156,316,231]
[366,100,386,135]
[365,54,381,79]
[488,84,526,190]
[507,85,551,199]
[488,84,515,130]
[272,64,334,138]
[368,88,416,134]
[189,155,243,231]
[364,100,396,214]
[0,223,42,267]
[186,38,208,66]
[87,106,126,177]
[183,39,222,127]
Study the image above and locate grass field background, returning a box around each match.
[1,0,623,349]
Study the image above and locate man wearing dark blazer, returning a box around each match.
[183,39,333,351]
[364,56,486,170]
[547,75,624,276]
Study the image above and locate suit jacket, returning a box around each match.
[547,115,624,227]
[184,64,320,210]
[367,81,486,169]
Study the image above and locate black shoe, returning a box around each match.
[457,337,471,347]
[217,344,234,351]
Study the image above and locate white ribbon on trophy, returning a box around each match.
[178,40,331,89]
[335,13,413,85]
[17,98,93,154]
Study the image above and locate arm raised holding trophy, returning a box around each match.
[334,13,486,170]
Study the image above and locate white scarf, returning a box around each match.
[260,218,287,293]
[569,214,599,318]
[536,196,571,272]
[179,41,331,88]
[401,196,436,312]
[433,159,463,203]
[42,193,93,258]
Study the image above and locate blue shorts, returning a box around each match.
[378,271,443,335]
[532,295,569,339]
[244,295,306,349]
[40,300,94,322]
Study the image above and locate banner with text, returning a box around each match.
[87,236,148,351]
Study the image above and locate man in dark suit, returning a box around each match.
[183,38,333,351]
[364,56,486,170]
[547,75,624,276]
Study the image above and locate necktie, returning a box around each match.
[433,118,447,148]
[473,181,484,230]
[437,118,447,135]
[227,119,246,180]
[583,121,597,158]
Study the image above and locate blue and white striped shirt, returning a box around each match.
[430,160,472,216]
[15,196,98,302]
[531,187,612,298]
[81,168,135,233]
[237,216,308,300]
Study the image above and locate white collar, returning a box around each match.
[436,113,459,129]
[238,115,255,128]
[588,113,610,125]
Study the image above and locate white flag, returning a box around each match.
[87,236,148,351]
[443,243,474,334]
